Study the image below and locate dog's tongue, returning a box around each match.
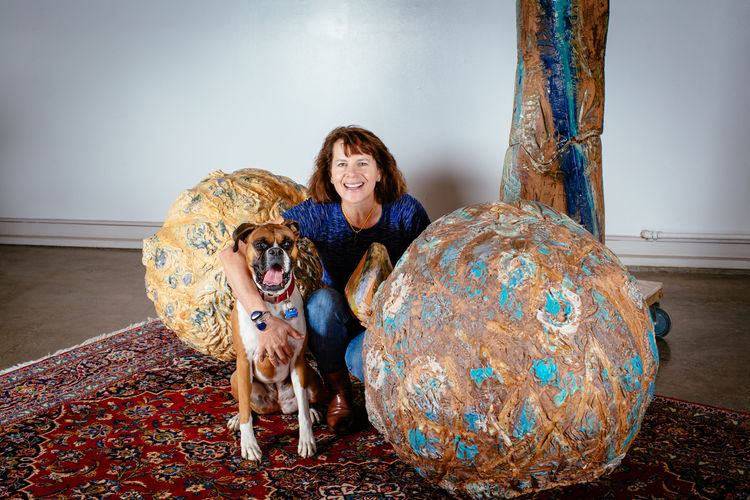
[263,267,283,286]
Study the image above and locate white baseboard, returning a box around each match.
[1,218,749,270]
[0,218,161,249]
[606,234,750,270]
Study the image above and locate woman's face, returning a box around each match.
[329,139,381,206]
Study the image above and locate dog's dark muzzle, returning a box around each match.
[254,248,291,291]
[265,248,286,267]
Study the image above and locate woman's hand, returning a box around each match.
[255,315,304,367]
[220,237,303,367]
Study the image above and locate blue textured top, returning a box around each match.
[282,194,430,292]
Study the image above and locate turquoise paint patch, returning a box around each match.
[507,271,523,287]
[439,245,460,272]
[499,283,510,307]
[467,259,487,282]
[532,359,558,386]
[383,307,408,336]
[647,324,659,365]
[532,359,582,407]
[591,289,612,322]
[380,358,392,374]
[454,437,479,461]
[620,356,643,393]
[545,288,572,318]
[470,367,494,388]
[545,292,562,316]
[408,428,439,458]
[553,372,580,407]
[440,275,461,294]
[513,402,536,438]
[395,360,405,378]
[464,411,482,432]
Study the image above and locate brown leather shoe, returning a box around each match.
[322,369,355,434]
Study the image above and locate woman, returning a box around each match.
[220,126,430,433]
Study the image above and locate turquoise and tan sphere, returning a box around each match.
[142,169,322,361]
[364,201,658,499]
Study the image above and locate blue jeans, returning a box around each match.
[305,287,366,381]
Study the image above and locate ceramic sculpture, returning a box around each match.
[142,169,322,361]
[500,0,609,242]
[345,242,393,325]
[364,201,658,498]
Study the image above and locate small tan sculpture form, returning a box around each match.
[142,169,322,361]
[345,242,393,325]
[364,201,658,498]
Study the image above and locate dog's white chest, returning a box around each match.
[236,293,306,384]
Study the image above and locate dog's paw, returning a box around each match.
[297,434,316,458]
[241,439,263,461]
[227,413,241,432]
[309,407,322,425]
[240,423,262,461]
[297,418,316,458]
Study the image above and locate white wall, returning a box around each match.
[1,0,748,267]
[605,1,750,236]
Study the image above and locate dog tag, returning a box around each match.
[283,302,298,320]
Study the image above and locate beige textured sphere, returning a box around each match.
[364,201,658,498]
[142,169,322,360]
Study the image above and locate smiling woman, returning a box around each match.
[220,125,430,435]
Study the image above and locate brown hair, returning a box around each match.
[308,126,407,204]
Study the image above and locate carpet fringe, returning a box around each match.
[0,317,161,376]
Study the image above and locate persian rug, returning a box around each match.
[1,320,747,499]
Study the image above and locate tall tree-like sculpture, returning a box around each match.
[500,0,609,242]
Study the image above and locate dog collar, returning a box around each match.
[262,273,296,304]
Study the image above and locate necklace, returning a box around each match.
[341,203,376,235]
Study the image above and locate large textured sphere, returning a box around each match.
[365,201,658,499]
[142,169,322,360]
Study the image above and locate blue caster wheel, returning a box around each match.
[650,303,671,338]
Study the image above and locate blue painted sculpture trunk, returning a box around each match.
[500,0,608,242]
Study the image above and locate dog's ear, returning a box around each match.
[282,219,300,237]
[232,222,257,252]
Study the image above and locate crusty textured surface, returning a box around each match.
[365,200,658,498]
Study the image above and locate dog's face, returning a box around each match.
[232,220,300,295]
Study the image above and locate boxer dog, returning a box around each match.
[226,220,325,460]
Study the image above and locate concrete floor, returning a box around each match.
[1,244,748,412]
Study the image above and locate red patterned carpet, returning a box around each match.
[1,320,748,499]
